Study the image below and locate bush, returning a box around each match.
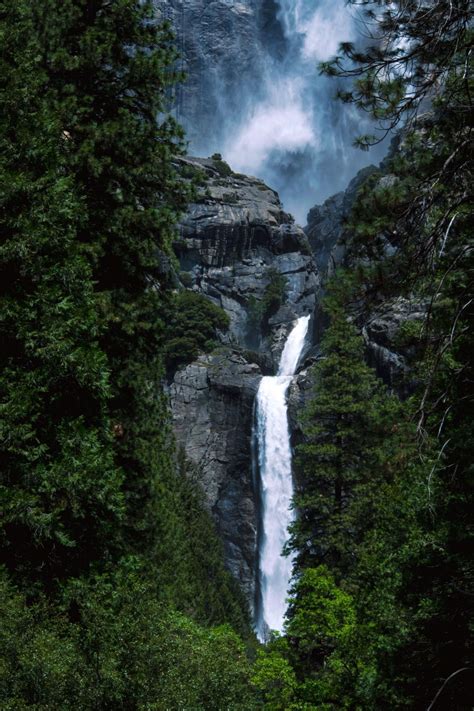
[211,154,234,178]
[179,271,193,288]
[0,568,256,710]
[164,291,230,372]
[247,269,287,338]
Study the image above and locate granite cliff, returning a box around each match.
[168,141,426,607]
[154,0,268,154]
[169,156,318,607]
[305,147,426,400]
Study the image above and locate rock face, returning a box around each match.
[305,164,377,277]
[304,147,426,397]
[170,350,261,604]
[169,157,319,608]
[154,0,267,154]
[363,297,427,398]
[175,156,319,363]
[154,0,389,224]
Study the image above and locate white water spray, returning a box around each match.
[165,0,388,223]
[224,0,370,222]
[255,315,310,641]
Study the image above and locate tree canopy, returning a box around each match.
[0,2,254,707]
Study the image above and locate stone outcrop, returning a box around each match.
[363,297,427,398]
[167,141,428,610]
[175,156,319,364]
[305,164,377,277]
[304,145,426,397]
[154,0,266,154]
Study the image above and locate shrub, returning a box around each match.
[164,291,230,372]
[247,269,288,338]
[211,154,234,178]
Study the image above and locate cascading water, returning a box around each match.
[254,315,310,641]
[163,0,388,224]
[223,0,388,223]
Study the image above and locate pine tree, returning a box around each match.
[322,0,473,147]
[307,14,474,700]
[0,0,124,589]
[289,280,405,580]
[29,0,191,559]
[279,280,438,708]
[0,0,247,624]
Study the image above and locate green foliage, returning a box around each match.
[335,57,474,709]
[283,278,452,708]
[289,280,409,578]
[393,317,423,351]
[247,268,288,336]
[3,1,472,709]
[178,161,208,187]
[156,452,251,634]
[0,2,253,708]
[322,1,473,143]
[179,270,193,288]
[253,568,358,710]
[163,290,230,372]
[0,567,256,710]
[0,0,127,589]
[210,153,234,178]
[263,269,288,320]
[287,15,474,707]
[251,645,297,710]
[286,567,355,664]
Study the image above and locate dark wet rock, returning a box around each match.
[304,149,426,399]
[154,1,266,154]
[288,368,314,440]
[305,165,378,276]
[362,297,427,397]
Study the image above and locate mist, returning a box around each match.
[164,0,388,225]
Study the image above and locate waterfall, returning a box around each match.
[223,0,388,223]
[254,315,310,641]
[163,0,389,223]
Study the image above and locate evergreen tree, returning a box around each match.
[0,566,256,709]
[322,0,473,147]
[29,0,191,565]
[0,6,253,708]
[315,6,474,705]
[0,0,124,590]
[279,279,440,708]
[289,280,406,580]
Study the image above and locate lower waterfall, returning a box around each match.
[254,315,311,641]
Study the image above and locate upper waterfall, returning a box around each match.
[161,0,387,223]
[255,315,310,641]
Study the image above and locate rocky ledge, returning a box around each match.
[175,155,319,364]
[170,349,261,606]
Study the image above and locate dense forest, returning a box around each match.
[0,1,472,709]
